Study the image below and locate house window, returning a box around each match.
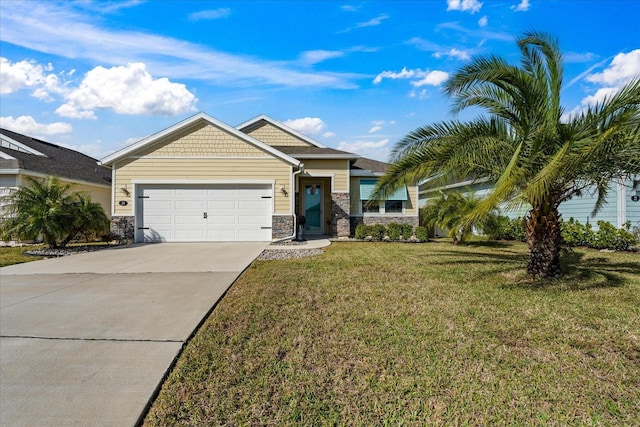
[362,200,380,213]
[384,200,403,213]
[359,179,408,215]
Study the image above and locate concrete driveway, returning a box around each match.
[0,242,267,426]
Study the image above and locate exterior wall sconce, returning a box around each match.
[279,185,288,196]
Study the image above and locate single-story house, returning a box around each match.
[420,177,640,237]
[0,128,112,215]
[99,113,419,243]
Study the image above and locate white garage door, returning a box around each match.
[137,184,273,242]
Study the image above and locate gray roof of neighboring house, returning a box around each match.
[351,157,390,174]
[0,128,112,186]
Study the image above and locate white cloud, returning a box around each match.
[0,57,58,95]
[300,50,345,65]
[511,0,530,12]
[407,37,443,52]
[339,13,389,32]
[446,0,483,14]
[585,50,640,86]
[566,50,640,118]
[188,8,231,21]
[284,117,327,135]
[60,63,197,116]
[580,87,620,108]
[0,115,72,136]
[373,67,416,84]
[374,67,449,90]
[434,48,471,61]
[478,15,488,27]
[0,1,356,89]
[409,89,429,100]
[411,70,450,87]
[322,131,336,138]
[55,104,97,120]
[337,138,391,162]
[564,52,597,63]
[369,125,383,133]
[341,5,360,12]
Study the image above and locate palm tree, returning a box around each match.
[422,191,486,244]
[375,31,640,278]
[59,193,110,247]
[1,177,108,248]
[1,177,77,248]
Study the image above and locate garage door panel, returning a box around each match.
[143,215,172,225]
[208,200,236,210]
[139,184,272,242]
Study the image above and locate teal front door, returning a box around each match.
[304,183,322,233]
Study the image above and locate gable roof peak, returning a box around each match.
[236,114,326,148]
[99,112,301,167]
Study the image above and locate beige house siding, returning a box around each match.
[244,122,311,147]
[349,176,418,216]
[112,120,295,216]
[137,122,268,158]
[113,158,291,215]
[302,160,349,192]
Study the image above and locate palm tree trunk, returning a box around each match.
[525,205,562,279]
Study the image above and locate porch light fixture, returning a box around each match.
[279,185,288,196]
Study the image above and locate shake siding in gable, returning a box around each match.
[244,122,311,147]
[112,122,292,216]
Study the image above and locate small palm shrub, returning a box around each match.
[415,226,429,241]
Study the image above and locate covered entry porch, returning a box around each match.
[296,176,350,237]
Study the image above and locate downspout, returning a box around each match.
[274,163,304,242]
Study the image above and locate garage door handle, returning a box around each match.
[203,212,208,219]
[261,226,272,229]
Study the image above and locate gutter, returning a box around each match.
[273,163,304,242]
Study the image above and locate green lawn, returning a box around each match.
[143,241,638,425]
[0,245,44,267]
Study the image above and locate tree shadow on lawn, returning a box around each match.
[429,246,636,290]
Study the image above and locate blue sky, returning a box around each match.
[1,0,639,162]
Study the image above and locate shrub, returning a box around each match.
[401,223,414,240]
[593,221,637,251]
[354,223,368,240]
[485,216,527,242]
[387,223,403,241]
[415,226,429,241]
[561,218,595,247]
[370,224,386,241]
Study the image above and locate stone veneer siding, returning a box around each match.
[331,193,351,237]
[110,216,135,241]
[272,215,294,239]
[350,216,420,236]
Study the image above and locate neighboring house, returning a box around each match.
[420,177,640,237]
[99,113,419,243]
[0,128,112,215]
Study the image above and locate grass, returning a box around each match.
[142,241,636,425]
[0,245,45,267]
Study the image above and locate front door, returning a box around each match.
[304,183,323,233]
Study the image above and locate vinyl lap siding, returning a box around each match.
[114,159,290,215]
[304,160,349,192]
[244,122,311,147]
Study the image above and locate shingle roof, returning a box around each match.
[351,157,390,173]
[271,145,358,158]
[0,128,111,186]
